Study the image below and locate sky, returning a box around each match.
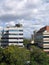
[0,0,49,38]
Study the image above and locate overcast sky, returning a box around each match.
[0,0,49,38]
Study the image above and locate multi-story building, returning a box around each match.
[0,30,2,46]
[34,26,49,52]
[1,24,23,47]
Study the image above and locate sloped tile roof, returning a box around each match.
[37,26,49,33]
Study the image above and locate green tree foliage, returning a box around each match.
[0,45,30,65]
[23,38,31,46]
[0,45,49,65]
[0,47,4,62]
[0,63,6,65]
[30,46,49,65]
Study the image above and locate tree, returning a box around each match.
[0,45,30,65]
[0,47,4,63]
[23,38,31,46]
[0,62,7,65]
[30,46,49,65]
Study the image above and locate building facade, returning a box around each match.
[34,26,49,52]
[0,30,2,46]
[1,24,23,47]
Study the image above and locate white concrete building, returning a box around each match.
[1,24,23,47]
[34,26,49,52]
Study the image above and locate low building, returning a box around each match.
[1,24,23,47]
[34,26,49,52]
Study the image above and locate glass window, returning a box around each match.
[43,36,49,38]
[9,30,19,32]
[43,42,49,44]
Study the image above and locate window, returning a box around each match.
[19,34,23,35]
[43,36,49,38]
[43,42,49,44]
[19,42,23,43]
[9,30,19,32]
[19,30,23,31]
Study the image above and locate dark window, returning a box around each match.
[19,38,23,39]
[19,30,23,31]
[19,42,23,43]
[43,36,49,38]
[19,34,23,35]
[1,37,23,39]
[9,42,18,43]
[1,41,18,43]
[43,42,49,44]
[3,34,18,35]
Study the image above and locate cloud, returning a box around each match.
[5,21,16,26]
[0,26,3,30]
[0,0,49,38]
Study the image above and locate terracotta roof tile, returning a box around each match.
[37,26,49,33]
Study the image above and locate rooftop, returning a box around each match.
[7,24,22,28]
[37,26,49,33]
